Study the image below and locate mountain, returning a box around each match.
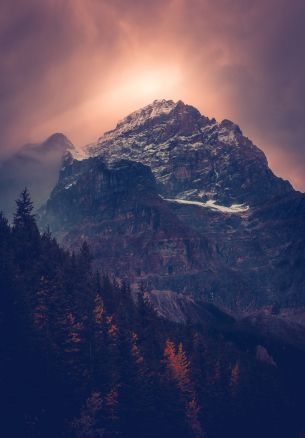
[0,133,74,218]
[87,99,292,206]
[40,100,305,311]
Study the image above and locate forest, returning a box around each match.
[1,189,305,438]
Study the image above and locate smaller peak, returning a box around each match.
[46,132,68,141]
[43,133,75,151]
[219,119,242,134]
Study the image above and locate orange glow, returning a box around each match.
[1,0,304,191]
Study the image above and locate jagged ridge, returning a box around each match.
[87,99,292,206]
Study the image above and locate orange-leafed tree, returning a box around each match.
[164,340,204,437]
[230,361,240,396]
[71,390,104,438]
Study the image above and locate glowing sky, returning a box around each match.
[1,0,305,190]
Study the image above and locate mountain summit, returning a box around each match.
[87,99,292,207]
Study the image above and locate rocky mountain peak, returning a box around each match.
[114,99,177,131]
[87,99,292,206]
[42,133,74,151]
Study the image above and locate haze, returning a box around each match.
[1,0,305,190]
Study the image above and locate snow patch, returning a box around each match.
[71,147,88,161]
[217,125,238,145]
[165,198,249,214]
[64,181,76,190]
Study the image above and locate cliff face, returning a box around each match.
[40,157,220,296]
[40,100,305,310]
[168,190,305,308]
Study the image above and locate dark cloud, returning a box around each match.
[1,0,305,190]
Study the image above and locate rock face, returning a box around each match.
[40,157,219,294]
[40,100,305,311]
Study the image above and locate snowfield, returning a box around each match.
[165,197,249,214]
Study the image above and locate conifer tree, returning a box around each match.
[71,390,104,438]
[103,386,120,437]
[230,361,240,396]
[0,212,13,311]
[13,188,39,239]
[164,340,203,437]
[12,189,40,273]
[90,293,108,384]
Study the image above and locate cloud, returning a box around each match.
[0,133,74,218]
[1,0,305,190]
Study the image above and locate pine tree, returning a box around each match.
[78,241,92,275]
[129,331,160,438]
[93,294,105,328]
[59,311,88,390]
[103,386,120,437]
[90,293,108,385]
[32,275,54,372]
[14,187,34,221]
[12,188,40,272]
[71,390,104,438]
[33,276,51,332]
[164,340,192,394]
[164,340,204,437]
[0,212,13,311]
[13,188,39,236]
[230,361,240,397]
[136,289,160,367]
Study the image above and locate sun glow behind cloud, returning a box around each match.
[103,64,183,108]
[34,63,183,147]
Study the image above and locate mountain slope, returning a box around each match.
[40,100,305,310]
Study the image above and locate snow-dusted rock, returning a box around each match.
[87,99,292,206]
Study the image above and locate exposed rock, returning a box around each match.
[256,345,277,366]
[147,289,235,326]
[237,311,305,352]
[40,100,305,311]
[87,99,292,207]
[39,157,220,297]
